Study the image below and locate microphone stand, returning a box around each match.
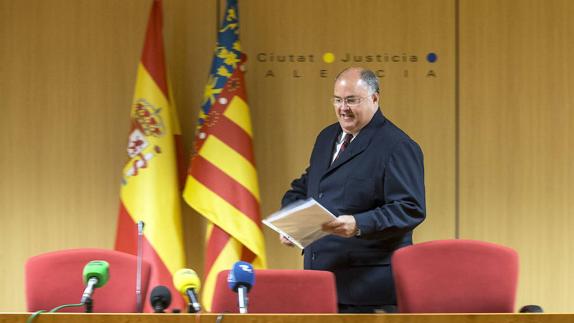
[81,277,98,313]
[238,286,248,314]
[186,289,201,313]
[84,298,93,313]
[136,220,145,312]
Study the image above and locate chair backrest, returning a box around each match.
[26,248,151,312]
[211,269,337,313]
[392,239,519,313]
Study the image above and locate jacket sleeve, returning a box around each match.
[281,167,310,208]
[353,140,426,240]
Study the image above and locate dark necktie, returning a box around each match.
[334,133,353,161]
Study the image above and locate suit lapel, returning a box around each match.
[323,110,385,177]
[315,125,340,176]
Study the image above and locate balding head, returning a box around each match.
[335,67,380,95]
[333,67,380,134]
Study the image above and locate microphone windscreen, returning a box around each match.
[173,268,201,295]
[150,285,172,309]
[227,261,254,291]
[82,260,110,288]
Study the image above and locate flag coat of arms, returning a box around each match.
[115,0,186,312]
[183,0,267,311]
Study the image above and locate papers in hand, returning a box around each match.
[262,198,336,249]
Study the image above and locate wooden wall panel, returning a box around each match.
[0,0,213,311]
[0,0,148,311]
[240,0,456,269]
[0,0,454,311]
[459,0,574,312]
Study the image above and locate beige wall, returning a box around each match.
[241,0,456,269]
[459,0,574,312]
[0,0,571,312]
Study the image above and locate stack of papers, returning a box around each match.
[262,198,336,249]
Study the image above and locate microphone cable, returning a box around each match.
[26,302,84,323]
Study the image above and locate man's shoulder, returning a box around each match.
[378,117,417,144]
[370,116,423,160]
[379,118,424,162]
[316,122,341,139]
[382,117,408,134]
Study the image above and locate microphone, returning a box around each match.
[81,260,110,304]
[227,261,255,314]
[149,285,172,313]
[519,305,544,313]
[173,268,201,313]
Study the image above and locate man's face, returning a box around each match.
[333,70,379,134]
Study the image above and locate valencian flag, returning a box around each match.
[115,0,186,312]
[183,0,267,311]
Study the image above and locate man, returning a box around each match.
[280,67,426,313]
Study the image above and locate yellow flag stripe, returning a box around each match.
[183,177,266,258]
[202,238,242,312]
[120,63,185,273]
[132,63,168,111]
[250,256,266,269]
[223,96,253,137]
[198,135,260,201]
[167,78,182,135]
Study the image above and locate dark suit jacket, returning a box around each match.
[282,110,426,306]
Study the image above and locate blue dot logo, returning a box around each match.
[426,52,438,63]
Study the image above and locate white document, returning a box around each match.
[262,198,337,249]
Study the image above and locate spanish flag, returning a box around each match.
[115,0,186,312]
[183,0,267,311]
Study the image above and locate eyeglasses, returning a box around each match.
[332,95,372,107]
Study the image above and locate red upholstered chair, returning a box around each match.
[210,269,337,313]
[391,239,519,313]
[26,248,151,312]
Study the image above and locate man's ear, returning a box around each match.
[372,92,380,106]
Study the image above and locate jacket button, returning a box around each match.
[312,252,317,260]
[318,193,323,198]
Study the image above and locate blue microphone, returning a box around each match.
[227,261,254,313]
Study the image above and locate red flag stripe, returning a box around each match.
[204,231,257,279]
[115,202,185,312]
[191,60,247,154]
[189,155,261,224]
[140,0,169,99]
[203,226,231,274]
[174,134,186,189]
[199,114,255,165]
[241,245,256,264]
[115,202,139,253]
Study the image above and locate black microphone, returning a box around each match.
[519,305,544,313]
[149,285,172,313]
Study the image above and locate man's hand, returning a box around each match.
[322,215,358,238]
[279,235,295,247]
